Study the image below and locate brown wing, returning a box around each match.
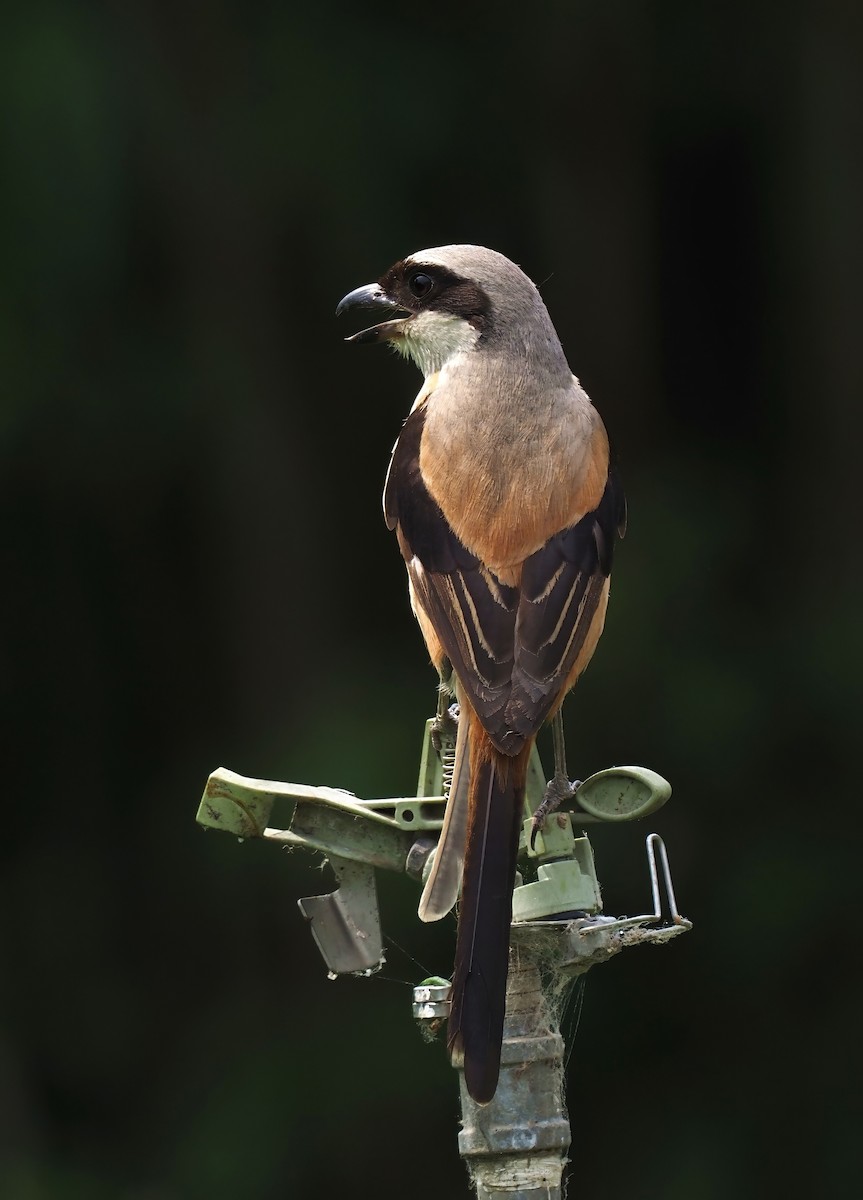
[505,468,626,742]
[385,405,625,755]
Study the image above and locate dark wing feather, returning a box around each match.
[408,560,518,734]
[387,407,519,736]
[386,407,624,754]
[506,464,624,738]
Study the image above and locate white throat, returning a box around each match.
[396,310,480,378]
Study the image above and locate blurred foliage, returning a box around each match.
[1,1,861,1197]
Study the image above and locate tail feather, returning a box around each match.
[418,708,470,921]
[448,709,530,1103]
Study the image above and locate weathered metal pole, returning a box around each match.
[457,937,571,1199]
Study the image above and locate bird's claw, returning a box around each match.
[530,774,582,849]
[430,703,459,755]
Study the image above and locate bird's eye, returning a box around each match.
[408,271,434,298]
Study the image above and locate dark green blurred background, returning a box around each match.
[2,2,861,1197]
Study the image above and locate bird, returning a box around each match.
[336,245,625,1104]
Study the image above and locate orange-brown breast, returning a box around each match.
[419,400,609,581]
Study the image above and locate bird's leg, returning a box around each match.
[530,711,581,849]
[430,674,459,755]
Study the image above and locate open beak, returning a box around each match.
[335,283,411,344]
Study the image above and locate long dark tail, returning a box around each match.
[448,707,531,1104]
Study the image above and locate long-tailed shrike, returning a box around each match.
[337,245,625,1103]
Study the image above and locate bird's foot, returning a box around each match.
[530,774,582,850]
[430,703,459,755]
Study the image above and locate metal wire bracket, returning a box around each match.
[577,831,692,940]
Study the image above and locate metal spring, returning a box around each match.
[440,740,456,800]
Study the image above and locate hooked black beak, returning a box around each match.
[335,283,410,344]
[335,283,391,316]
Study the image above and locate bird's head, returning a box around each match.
[336,244,567,379]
